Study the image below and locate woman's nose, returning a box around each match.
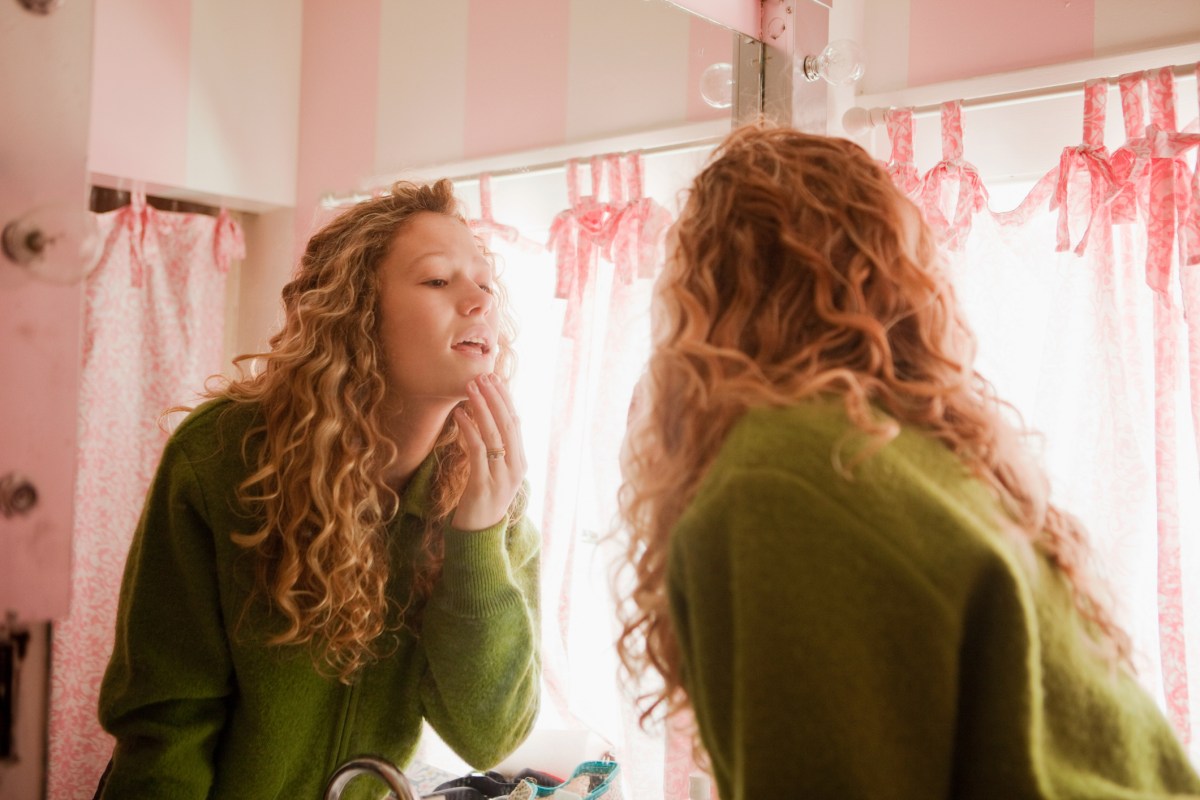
[458,283,495,316]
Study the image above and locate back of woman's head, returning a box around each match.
[616,123,1129,725]
[659,123,961,410]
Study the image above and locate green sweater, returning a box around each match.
[668,400,1200,800]
[98,398,540,800]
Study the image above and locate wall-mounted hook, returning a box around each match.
[0,473,38,518]
[2,203,101,284]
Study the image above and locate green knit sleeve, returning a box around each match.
[668,465,967,799]
[418,508,541,769]
[96,435,235,799]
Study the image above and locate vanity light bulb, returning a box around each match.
[699,61,734,109]
[801,39,866,87]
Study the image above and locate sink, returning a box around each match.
[323,755,421,800]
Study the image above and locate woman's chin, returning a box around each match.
[471,358,497,379]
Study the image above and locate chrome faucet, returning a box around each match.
[322,755,421,800]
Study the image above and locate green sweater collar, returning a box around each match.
[399,450,438,521]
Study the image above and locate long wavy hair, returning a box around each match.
[213,180,517,682]
[615,123,1130,725]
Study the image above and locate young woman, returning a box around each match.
[97,180,540,799]
[616,124,1200,799]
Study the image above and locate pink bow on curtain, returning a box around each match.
[1185,62,1200,266]
[1109,68,1200,293]
[1109,71,1152,225]
[884,107,921,197]
[214,209,246,273]
[546,158,618,336]
[917,100,989,251]
[601,152,674,283]
[107,190,244,287]
[1050,79,1119,256]
[467,173,543,253]
[113,189,157,288]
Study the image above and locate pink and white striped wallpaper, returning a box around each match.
[87,0,729,218]
[864,0,1200,94]
[85,0,1200,262]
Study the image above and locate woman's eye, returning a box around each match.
[478,283,494,294]
[425,279,448,288]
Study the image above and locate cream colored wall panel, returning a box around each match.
[566,0,691,145]
[87,0,190,188]
[185,0,302,207]
[234,207,295,361]
[1094,0,1200,58]
[375,0,469,172]
[861,0,911,94]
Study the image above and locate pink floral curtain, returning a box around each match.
[47,191,242,799]
[883,64,1200,754]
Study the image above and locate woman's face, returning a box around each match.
[376,212,499,404]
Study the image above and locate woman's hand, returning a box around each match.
[451,373,527,531]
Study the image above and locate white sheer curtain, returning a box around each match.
[878,65,1200,756]
[464,147,712,800]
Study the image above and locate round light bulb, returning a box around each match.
[800,39,866,87]
[699,61,734,109]
[2,204,102,284]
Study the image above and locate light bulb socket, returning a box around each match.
[801,55,821,82]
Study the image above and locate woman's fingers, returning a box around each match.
[467,376,507,463]
[454,403,487,467]
[476,375,524,471]
[451,374,526,531]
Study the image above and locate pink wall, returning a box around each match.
[463,0,571,159]
[0,0,93,624]
[908,0,1096,86]
[88,0,191,187]
[863,0,1200,97]
[292,0,381,257]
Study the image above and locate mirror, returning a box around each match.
[28,0,744,797]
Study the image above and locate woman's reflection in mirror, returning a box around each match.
[94,180,540,799]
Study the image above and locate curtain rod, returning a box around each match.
[89,186,224,217]
[321,119,729,209]
[842,43,1200,134]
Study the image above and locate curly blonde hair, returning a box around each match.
[214,180,517,682]
[615,123,1130,725]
